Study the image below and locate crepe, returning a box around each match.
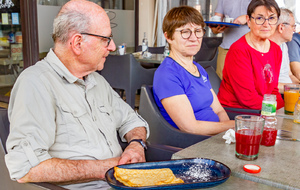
[114,167,184,187]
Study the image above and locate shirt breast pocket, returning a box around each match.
[57,104,92,146]
[97,105,117,135]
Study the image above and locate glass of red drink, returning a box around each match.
[235,115,265,161]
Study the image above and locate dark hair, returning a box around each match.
[162,5,205,40]
[247,0,280,18]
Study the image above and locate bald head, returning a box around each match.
[52,0,108,44]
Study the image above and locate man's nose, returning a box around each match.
[108,39,116,51]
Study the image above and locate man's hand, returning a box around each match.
[118,126,147,165]
[209,25,228,34]
[118,141,145,165]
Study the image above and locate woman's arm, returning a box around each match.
[210,89,230,122]
[161,94,234,136]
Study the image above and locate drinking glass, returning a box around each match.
[235,115,264,161]
[284,84,300,115]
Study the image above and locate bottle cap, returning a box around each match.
[243,164,261,173]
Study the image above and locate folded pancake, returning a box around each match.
[114,167,184,187]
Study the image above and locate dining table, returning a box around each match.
[172,108,300,190]
[133,52,165,64]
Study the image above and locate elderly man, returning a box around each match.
[288,32,300,80]
[269,8,299,93]
[5,0,149,189]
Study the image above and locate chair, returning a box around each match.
[0,108,67,190]
[204,66,221,94]
[202,37,223,48]
[136,46,165,54]
[138,85,210,149]
[100,54,156,108]
[195,47,218,70]
[224,107,261,120]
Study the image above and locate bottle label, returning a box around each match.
[261,102,276,116]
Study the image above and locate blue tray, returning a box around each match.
[105,158,231,190]
[205,21,241,28]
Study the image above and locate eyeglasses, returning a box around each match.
[81,32,113,47]
[250,16,278,25]
[283,23,296,30]
[174,28,206,39]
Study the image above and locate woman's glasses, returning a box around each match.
[175,28,206,39]
[250,16,278,25]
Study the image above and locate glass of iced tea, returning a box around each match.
[235,115,265,161]
[284,84,300,115]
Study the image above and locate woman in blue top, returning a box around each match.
[153,6,234,136]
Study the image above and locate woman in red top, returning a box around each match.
[218,0,284,110]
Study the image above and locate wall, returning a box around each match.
[138,0,155,46]
[37,5,135,53]
[37,5,60,53]
[106,9,135,47]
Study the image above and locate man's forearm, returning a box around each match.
[18,157,120,184]
[124,126,147,142]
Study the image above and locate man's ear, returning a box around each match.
[70,34,83,55]
[278,23,284,34]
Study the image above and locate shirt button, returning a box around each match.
[23,142,28,146]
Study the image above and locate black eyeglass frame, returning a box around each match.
[81,32,113,47]
[250,16,278,25]
[282,23,296,30]
[174,28,206,39]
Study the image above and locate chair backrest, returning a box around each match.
[194,46,218,62]
[136,46,165,54]
[0,108,9,153]
[202,37,223,48]
[224,107,261,120]
[196,48,218,70]
[204,66,221,95]
[100,54,156,108]
[139,85,210,149]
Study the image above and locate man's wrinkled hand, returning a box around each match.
[118,142,145,165]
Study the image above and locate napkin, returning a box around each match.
[222,129,235,144]
[143,51,152,58]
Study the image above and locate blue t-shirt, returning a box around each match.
[153,57,219,129]
[287,33,300,62]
